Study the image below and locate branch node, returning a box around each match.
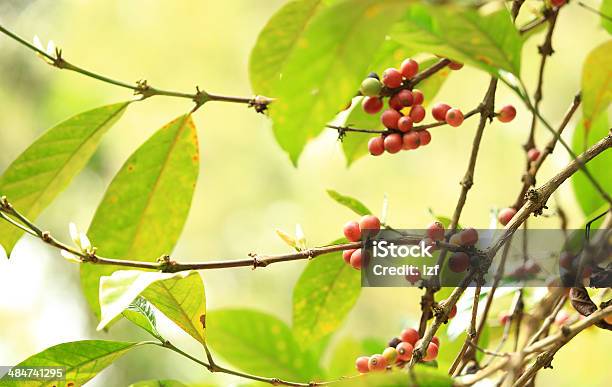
[249,95,270,114]
[0,196,10,211]
[135,80,154,99]
[41,231,51,242]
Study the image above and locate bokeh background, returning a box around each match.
[0,0,610,385]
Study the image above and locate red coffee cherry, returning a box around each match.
[368,354,388,371]
[355,356,370,373]
[431,336,440,347]
[402,132,420,150]
[343,221,361,242]
[550,0,566,8]
[448,233,462,246]
[400,328,420,346]
[359,215,381,233]
[417,340,439,362]
[460,228,479,246]
[382,347,398,363]
[382,68,403,88]
[349,248,363,270]
[388,94,404,110]
[396,342,414,361]
[412,89,424,105]
[431,103,451,121]
[426,221,445,241]
[368,136,385,156]
[342,249,356,264]
[384,133,403,154]
[554,310,569,326]
[449,304,457,319]
[449,252,470,273]
[559,251,575,270]
[410,105,426,123]
[405,268,421,284]
[498,207,517,226]
[445,108,464,127]
[397,89,414,107]
[497,105,516,123]
[419,130,432,146]
[398,116,414,132]
[499,314,510,325]
[400,58,419,79]
[527,148,541,162]
[362,96,383,114]
[525,260,541,274]
[448,61,464,70]
[381,109,402,129]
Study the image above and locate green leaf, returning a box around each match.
[326,190,371,216]
[130,380,188,387]
[571,114,611,216]
[99,270,206,344]
[270,0,411,165]
[0,102,129,256]
[249,0,325,96]
[581,41,612,130]
[207,309,321,380]
[390,5,523,76]
[0,340,143,387]
[123,296,162,339]
[601,0,612,34]
[335,367,452,386]
[293,241,361,344]
[80,114,199,319]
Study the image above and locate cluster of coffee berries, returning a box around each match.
[342,215,381,270]
[357,59,517,157]
[447,229,480,273]
[355,327,450,374]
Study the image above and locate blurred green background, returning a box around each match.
[0,0,610,385]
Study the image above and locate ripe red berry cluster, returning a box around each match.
[355,326,454,374]
[358,59,516,157]
[342,215,381,270]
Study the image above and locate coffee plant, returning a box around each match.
[0,0,611,386]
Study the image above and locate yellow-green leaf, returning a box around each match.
[581,41,612,130]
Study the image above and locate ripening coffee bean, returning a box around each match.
[525,260,541,274]
[426,221,445,241]
[499,313,510,325]
[449,304,457,319]
[382,347,398,363]
[382,68,403,88]
[410,105,426,123]
[342,249,356,264]
[412,89,424,105]
[402,132,420,150]
[350,249,363,270]
[448,61,464,70]
[396,342,414,361]
[362,96,383,114]
[400,328,420,346]
[388,337,402,348]
[498,207,517,226]
[497,105,516,123]
[359,215,381,233]
[417,340,439,362]
[367,71,380,80]
[397,89,414,107]
[368,136,385,156]
[381,109,402,129]
[360,77,382,97]
[559,251,575,270]
[431,103,451,121]
[431,336,440,347]
[389,94,404,110]
[368,354,388,371]
[405,269,421,284]
[343,221,361,242]
[460,228,479,246]
[604,315,612,325]
[400,58,419,79]
[449,252,470,272]
[550,0,566,7]
[449,233,462,246]
[384,133,403,154]
[527,148,541,162]
[419,130,432,146]
[445,108,464,127]
[355,356,370,373]
[398,116,414,133]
